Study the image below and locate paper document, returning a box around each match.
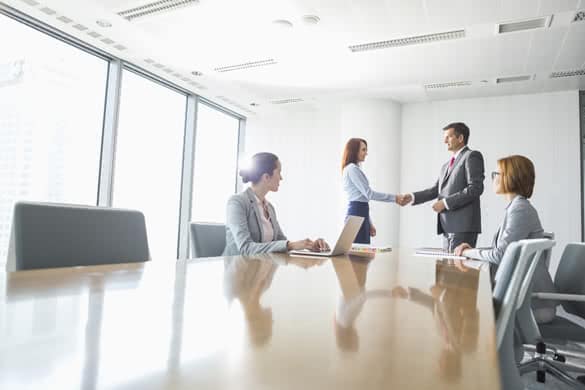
[414,247,466,260]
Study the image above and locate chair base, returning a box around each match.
[520,342,585,388]
[519,358,585,388]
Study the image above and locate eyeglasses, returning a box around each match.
[491,171,501,180]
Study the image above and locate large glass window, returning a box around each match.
[0,14,108,268]
[113,69,186,260]
[191,103,240,223]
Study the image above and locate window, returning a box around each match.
[0,14,107,267]
[191,103,240,223]
[113,69,186,260]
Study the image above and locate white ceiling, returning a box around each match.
[3,0,585,115]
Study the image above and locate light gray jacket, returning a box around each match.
[223,188,288,256]
[465,195,557,309]
[413,146,485,234]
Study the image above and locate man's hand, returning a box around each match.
[432,200,446,213]
[396,194,413,206]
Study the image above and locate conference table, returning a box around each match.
[0,250,501,389]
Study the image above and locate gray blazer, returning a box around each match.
[413,146,485,234]
[223,188,288,256]
[465,196,557,309]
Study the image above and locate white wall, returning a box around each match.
[245,99,402,246]
[399,90,581,272]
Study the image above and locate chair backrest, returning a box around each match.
[6,201,150,271]
[554,242,585,317]
[190,222,226,258]
[493,238,556,390]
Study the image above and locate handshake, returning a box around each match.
[395,193,413,207]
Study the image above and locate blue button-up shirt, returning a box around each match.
[342,163,396,203]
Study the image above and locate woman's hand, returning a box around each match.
[370,224,376,237]
[454,243,472,256]
[311,238,330,252]
[287,239,314,251]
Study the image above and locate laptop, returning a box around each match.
[288,216,364,257]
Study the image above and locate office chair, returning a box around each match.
[493,238,558,390]
[190,222,226,258]
[519,243,585,386]
[6,201,150,271]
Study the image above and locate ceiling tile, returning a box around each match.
[538,0,579,16]
[525,27,567,72]
[554,22,585,70]
[500,0,539,21]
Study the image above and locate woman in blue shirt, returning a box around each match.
[341,138,403,244]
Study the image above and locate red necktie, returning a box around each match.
[449,156,455,169]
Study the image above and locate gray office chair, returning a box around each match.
[493,238,557,390]
[519,243,585,385]
[190,222,226,258]
[535,243,585,342]
[6,201,150,271]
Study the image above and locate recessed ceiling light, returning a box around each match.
[272,19,293,28]
[96,19,112,28]
[191,71,203,76]
[302,15,320,25]
[250,102,260,107]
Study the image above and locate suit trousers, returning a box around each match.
[442,232,478,252]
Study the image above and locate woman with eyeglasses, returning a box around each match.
[453,155,557,323]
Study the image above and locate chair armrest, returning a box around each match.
[532,292,585,302]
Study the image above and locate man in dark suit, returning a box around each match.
[400,122,485,251]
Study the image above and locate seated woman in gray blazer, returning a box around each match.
[454,155,557,323]
[223,152,329,256]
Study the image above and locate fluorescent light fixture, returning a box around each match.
[214,59,277,73]
[270,98,304,104]
[424,81,472,89]
[550,69,585,78]
[498,16,551,33]
[349,30,465,52]
[496,75,533,83]
[118,0,199,21]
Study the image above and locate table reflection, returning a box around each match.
[223,254,325,347]
[332,254,386,352]
[392,260,480,383]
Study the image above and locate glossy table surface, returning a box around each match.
[0,250,500,390]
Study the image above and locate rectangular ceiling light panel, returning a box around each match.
[498,16,551,33]
[214,59,277,73]
[550,69,585,78]
[118,0,199,21]
[496,75,532,83]
[270,98,304,104]
[424,81,472,89]
[349,30,465,52]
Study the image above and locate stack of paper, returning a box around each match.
[350,244,392,254]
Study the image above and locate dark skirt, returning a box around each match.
[346,201,370,244]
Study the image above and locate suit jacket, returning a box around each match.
[413,146,485,234]
[465,196,557,309]
[223,188,288,256]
